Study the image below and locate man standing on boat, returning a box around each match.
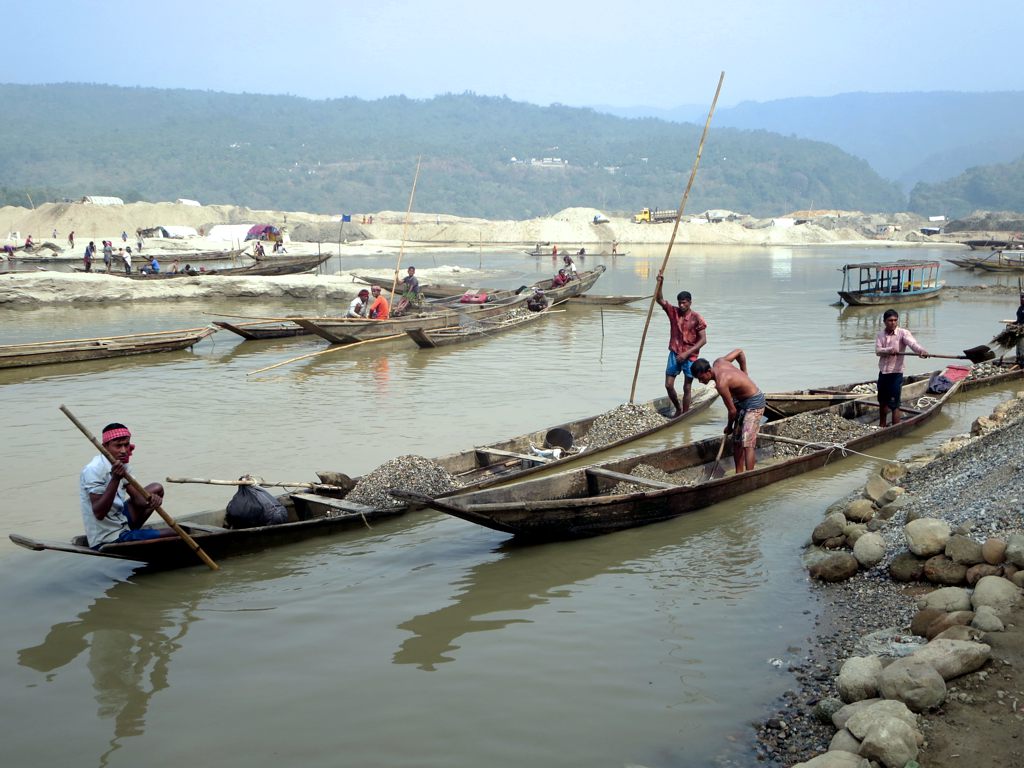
[80,423,175,548]
[691,349,766,473]
[875,309,929,427]
[401,266,423,306]
[655,274,707,416]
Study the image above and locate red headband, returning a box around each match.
[102,427,131,443]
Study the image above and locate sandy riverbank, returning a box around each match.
[1,201,970,255]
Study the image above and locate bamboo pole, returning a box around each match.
[388,157,422,309]
[166,476,346,490]
[247,333,407,376]
[59,405,219,570]
[628,72,725,403]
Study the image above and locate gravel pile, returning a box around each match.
[744,394,1024,767]
[345,455,462,509]
[584,402,668,448]
[608,463,693,494]
[769,412,878,458]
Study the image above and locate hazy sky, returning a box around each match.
[6,0,1021,109]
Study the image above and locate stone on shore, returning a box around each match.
[904,518,951,557]
[911,638,991,680]
[877,656,947,712]
[971,574,1021,617]
[837,655,882,703]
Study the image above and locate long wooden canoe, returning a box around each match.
[0,326,218,369]
[352,274,491,300]
[118,253,329,278]
[407,304,561,348]
[974,251,1024,272]
[390,375,960,540]
[568,294,648,305]
[764,363,1022,417]
[213,320,312,340]
[9,389,717,568]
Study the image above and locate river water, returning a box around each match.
[0,245,1018,768]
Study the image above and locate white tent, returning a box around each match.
[176,198,202,207]
[206,224,253,242]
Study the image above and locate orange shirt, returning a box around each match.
[368,295,390,320]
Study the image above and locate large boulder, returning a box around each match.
[837,655,882,703]
[922,555,967,585]
[845,699,920,736]
[852,532,886,568]
[889,551,924,582]
[845,498,875,524]
[858,717,919,768]
[971,574,1021,617]
[965,563,1002,585]
[945,535,984,565]
[813,512,848,544]
[792,752,870,768]
[1006,533,1024,567]
[911,639,991,680]
[877,656,947,712]
[905,518,951,557]
[982,537,1007,565]
[925,611,975,640]
[809,553,860,582]
[917,586,971,612]
[831,698,882,730]
[863,474,892,504]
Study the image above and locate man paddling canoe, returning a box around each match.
[80,423,176,548]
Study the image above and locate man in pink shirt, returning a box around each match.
[656,273,707,415]
[875,308,929,427]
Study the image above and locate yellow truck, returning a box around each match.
[632,207,677,223]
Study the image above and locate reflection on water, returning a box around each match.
[18,578,197,767]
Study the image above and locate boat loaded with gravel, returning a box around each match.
[391,371,962,540]
[9,389,717,568]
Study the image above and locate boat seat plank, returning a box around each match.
[585,467,678,490]
[290,493,376,515]
[181,523,228,533]
[475,447,550,464]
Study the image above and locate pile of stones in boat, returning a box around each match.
[609,463,696,494]
[583,402,668,449]
[345,455,462,509]
[965,360,1012,382]
[770,411,878,458]
[788,393,1024,767]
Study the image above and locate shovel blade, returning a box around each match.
[963,345,996,364]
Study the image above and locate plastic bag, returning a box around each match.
[225,484,289,529]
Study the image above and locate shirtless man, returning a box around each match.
[691,349,766,473]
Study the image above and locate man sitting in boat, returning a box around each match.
[526,289,549,312]
[80,423,176,548]
[368,285,390,319]
[401,266,423,305]
[691,349,766,474]
[552,269,569,288]
[348,289,371,318]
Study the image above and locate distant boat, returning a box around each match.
[974,250,1024,272]
[837,260,942,305]
[962,238,1021,251]
[0,326,217,369]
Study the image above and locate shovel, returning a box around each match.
[702,435,728,482]
[892,344,994,364]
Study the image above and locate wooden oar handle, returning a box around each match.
[60,405,219,570]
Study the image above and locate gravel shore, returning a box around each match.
[745,390,1024,767]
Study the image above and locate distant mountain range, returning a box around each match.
[595,91,1024,193]
[0,84,1019,219]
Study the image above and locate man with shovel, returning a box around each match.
[692,349,765,474]
[875,308,929,427]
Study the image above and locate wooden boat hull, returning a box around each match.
[395,377,958,540]
[568,294,647,305]
[838,288,942,305]
[406,305,558,348]
[213,320,311,340]
[353,274,485,300]
[10,390,718,568]
[945,258,979,269]
[0,326,217,369]
[121,254,329,278]
[295,295,528,344]
[765,365,1022,416]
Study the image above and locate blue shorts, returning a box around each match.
[116,528,164,543]
[877,372,904,410]
[666,351,693,379]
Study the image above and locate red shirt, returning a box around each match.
[659,302,707,361]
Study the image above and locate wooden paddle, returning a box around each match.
[60,405,219,571]
[891,344,994,363]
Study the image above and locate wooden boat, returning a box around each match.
[838,260,942,305]
[213,320,311,340]
[352,274,491,300]
[293,294,530,344]
[296,267,605,345]
[568,294,648,305]
[945,257,981,269]
[975,251,1024,272]
[9,390,717,568]
[406,304,560,348]
[764,363,1022,417]
[391,375,960,540]
[120,253,330,278]
[963,238,1020,251]
[0,326,217,369]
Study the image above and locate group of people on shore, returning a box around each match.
[655,273,936,475]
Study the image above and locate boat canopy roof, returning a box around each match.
[842,260,940,271]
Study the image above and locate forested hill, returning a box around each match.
[910,154,1024,218]
[0,83,905,218]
